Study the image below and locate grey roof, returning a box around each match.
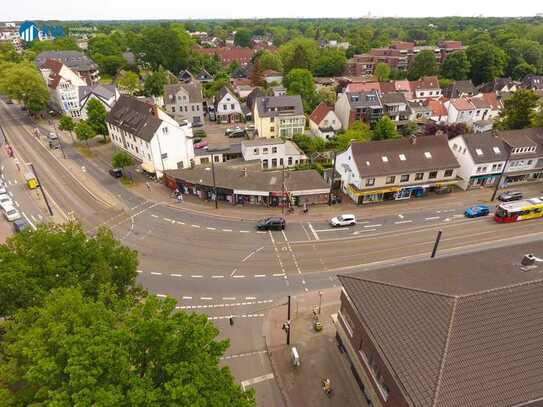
[255,96,304,118]
[521,75,543,90]
[246,87,265,111]
[243,138,286,147]
[444,80,476,98]
[346,91,382,109]
[79,83,117,104]
[349,135,459,177]
[194,143,241,157]
[164,82,203,104]
[106,95,161,142]
[339,240,543,407]
[380,91,407,105]
[36,51,98,72]
[453,133,507,164]
[218,86,240,103]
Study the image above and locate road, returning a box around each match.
[2,99,543,406]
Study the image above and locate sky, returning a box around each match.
[1,0,542,21]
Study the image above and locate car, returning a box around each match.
[0,193,13,210]
[256,217,285,231]
[225,126,243,135]
[194,140,209,149]
[192,121,204,128]
[47,132,60,149]
[329,214,357,227]
[109,168,123,178]
[13,218,29,233]
[498,191,523,202]
[229,129,247,138]
[464,205,490,218]
[0,183,7,195]
[3,205,21,221]
[330,195,342,205]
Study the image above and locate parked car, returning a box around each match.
[13,218,29,233]
[0,183,7,195]
[3,205,21,221]
[47,132,60,149]
[109,168,123,178]
[329,214,357,227]
[225,126,244,135]
[330,195,342,205]
[194,140,209,149]
[192,121,204,128]
[229,130,247,138]
[0,193,13,210]
[256,217,285,231]
[464,205,490,218]
[498,191,523,202]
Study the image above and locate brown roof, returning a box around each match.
[410,76,440,91]
[345,82,381,93]
[469,96,491,109]
[41,58,64,89]
[480,92,503,110]
[195,47,255,64]
[339,239,543,407]
[106,95,162,142]
[450,98,475,111]
[164,81,203,104]
[425,99,448,117]
[349,135,459,177]
[496,128,543,158]
[309,102,333,125]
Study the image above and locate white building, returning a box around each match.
[253,96,305,139]
[78,84,119,120]
[309,102,341,140]
[215,86,244,123]
[241,139,306,169]
[444,97,491,125]
[107,95,194,177]
[164,81,205,126]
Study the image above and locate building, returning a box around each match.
[336,135,460,204]
[164,161,329,206]
[195,69,213,83]
[193,143,242,166]
[78,83,120,120]
[478,78,517,93]
[163,82,204,126]
[409,76,441,101]
[336,240,543,407]
[444,97,491,124]
[215,86,244,124]
[253,96,305,139]
[195,47,255,66]
[442,80,476,98]
[424,98,448,123]
[263,70,283,84]
[309,102,342,140]
[241,139,306,169]
[106,95,194,177]
[380,92,409,126]
[335,91,383,130]
[496,128,543,185]
[36,51,99,85]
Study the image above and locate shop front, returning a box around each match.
[468,173,500,188]
[270,191,288,207]
[347,185,401,204]
[290,189,330,206]
[233,189,270,205]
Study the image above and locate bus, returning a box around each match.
[494,197,543,223]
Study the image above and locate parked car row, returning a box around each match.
[0,181,30,232]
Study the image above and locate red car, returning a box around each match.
[194,140,208,149]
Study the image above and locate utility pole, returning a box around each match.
[287,295,291,345]
[29,162,53,216]
[431,230,442,258]
[281,163,286,215]
[0,125,7,144]
[318,291,323,315]
[328,150,337,205]
[210,151,218,209]
[491,151,511,201]
[156,133,166,179]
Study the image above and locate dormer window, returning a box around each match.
[366,161,371,166]
[475,148,483,156]
[399,154,406,161]
[493,147,501,154]
[381,156,389,163]
[424,152,432,159]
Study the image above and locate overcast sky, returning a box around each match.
[2,0,542,21]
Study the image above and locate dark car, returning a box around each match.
[330,195,342,204]
[13,218,29,233]
[498,191,523,202]
[229,130,247,138]
[256,217,285,231]
[109,168,123,178]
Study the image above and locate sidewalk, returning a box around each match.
[263,289,368,407]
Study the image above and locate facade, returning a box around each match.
[336,135,460,204]
[253,96,305,139]
[336,240,543,407]
[78,84,119,120]
[164,82,204,125]
[309,102,342,140]
[444,97,491,124]
[195,47,255,65]
[409,76,441,100]
[106,95,195,177]
[335,91,383,130]
[241,139,306,169]
[380,92,409,125]
[215,86,244,123]
[36,51,99,85]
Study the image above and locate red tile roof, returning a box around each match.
[263,69,281,77]
[450,98,475,111]
[410,75,440,91]
[309,102,332,125]
[480,92,503,110]
[345,82,381,93]
[425,98,448,117]
[195,47,256,64]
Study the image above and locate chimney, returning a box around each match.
[242,167,247,177]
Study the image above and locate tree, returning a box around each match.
[112,150,133,175]
[512,62,537,81]
[401,120,418,137]
[86,99,109,141]
[496,89,539,130]
[466,42,507,85]
[535,102,543,128]
[0,42,20,63]
[74,120,96,146]
[373,116,399,140]
[314,48,347,77]
[249,59,265,87]
[374,62,391,82]
[292,134,325,154]
[234,28,252,47]
[58,115,75,140]
[318,86,337,105]
[0,63,49,114]
[257,50,283,72]
[440,50,471,80]
[331,121,373,151]
[0,222,138,317]
[143,68,168,97]
[1,289,255,406]
[117,71,140,95]
[279,38,318,74]
[407,50,438,81]
[284,68,318,112]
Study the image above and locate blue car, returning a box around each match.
[464,205,490,218]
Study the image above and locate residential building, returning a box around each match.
[336,240,543,407]
[253,96,305,139]
[193,143,242,166]
[409,76,441,100]
[263,70,283,84]
[272,86,287,96]
[164,81,204,125]
[335,135,459,204]
[478,78,517,93]
[235,85,255,99]
[36,51,99,84]
[309,102,342,140]
[241,139,306,169]
[78,83,120,120]
[215,86,244,123]
[195,47,256,66]
[335,91,383,130]
[424,98,448,123]
[407,100,433,123]
[106,95,194,177]
[442,80,476,98]
[196,69,213,83]
[178,70,194,83]
[521,74,543,90]
[380,92,409,125]
[444,97,491,124]
[437,40,465,60]
[497,128,543,184]
[246,88,265,113]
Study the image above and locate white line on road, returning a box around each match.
[453,214,464,218]
[177,221,185,225]
[241,246,265,263]
[22,212,36,230]
[254,274,266,278]
[206,226,216,230]
[212,275,225,279]
[171,273,183,277]
[163,218,172,222]
[30,214,37,222]
[220,350,268,361]
[394,220,413,225]
[156,294,167,298]
[398,214,404,219]
[182,296,192,300]
[222,297,237,301]
[191,224,200,228]
[136,270,143,273]
[222,228,232,232]
[425,216,440,221]
[209,314,264,322]
[246,296,257,300]
[256,231,267,234]
[281,229,288,242]
[8,191,13,197]
[230,268,238,277]
[239,230,249,233]
[201,297,213,300]
[364,224,382,228]
[314,227,350,232]
[14,201,20,207]
[191,275,203,278]
[273,273,285,277]
[233,275,245,278]
[151,214,159,218]
[150,272,162,276]
[353,229,376,235]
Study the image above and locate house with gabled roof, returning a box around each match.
[253,95,305,139]
[78,83,120,120]
[164,81,204,125]
[335,90,383,130]
[195,69,213,83]
[215,86,244,123]
[309,102,341,140]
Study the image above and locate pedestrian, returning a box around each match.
[177,193,183,203]
[303,203,308,214]
[145,181,151,191]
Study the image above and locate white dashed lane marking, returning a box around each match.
[394,220,413,225]
[221,350,268,361]
[425,216,440,221]
[150,272,162,275]
[209,314,264,321]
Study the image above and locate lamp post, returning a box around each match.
[210,152,218,209]
[328,151,337,205]
[491,151,511,202]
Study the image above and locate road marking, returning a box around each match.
[233,275,245,278]
[13,201,20,207]
[281,229,288,242]
[156,294,167,298]
[30,214,37,222]
[398,214,404,219]
[177,221,185,225]
[222,228,232,232]
[240,373,275,390]
[240,230,250,233]
[182,296,192,300]
[191,275,203,278]
[223,297,236,301]
[191,224,200,228]
[8,191,13,197]
[453,214,464,218]
[230,268,238,277]
[364,224,382,228]
[22,212,37,230]
[37,214,43,220]
[256,231,267,234]
[394,220,413,225]
[254,274,266,278]
[241,246,265,263]
[201,297,213,300]
[151,214,159,218]
[137,270,143,273]
[315,227,350,232]
[163,217,172,222]
[150,272,162,276]
[353,229,376,235]
[206,226,216,230]
[246,296,257,300]
[425,216,440,221]
[171,273,183,277]
[212,275,225,279]
[209,314,264,321]
[221,350,268,361]
[273,273,286,277]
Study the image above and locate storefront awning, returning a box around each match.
[434,180,460,187]
[348,184,401,197]
[141,161,155,173]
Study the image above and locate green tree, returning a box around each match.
[331,121,373,151]
[234,28,252,47]
[58,115,75,140]
[279,38,318,74]
[96,54,126,76]
[0,222,138,317]
[503,38,543,79]
[112,150,133,174]
[512,62,537,81]
[0,42,20,63]
[318,86,337,105]
[407,50,438,81]
[466,41,507,85]
[373,116,399,140]
[1,289,255,406]
[496,89,539,130]
[86,99,109,141]
[314,48,347,77]
[401,120,418,137]
[374,62,391,82]
[74,120,96,146]
[117,71,140,95]
[535,102,543,128]
[292,134,325,154]
[440,50,471,80]
[257,50,283,72]
[144,68,168,97]
[0,63,49,114]
[284,68,318,112]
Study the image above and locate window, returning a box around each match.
[272,147,277,153]
[231,104,235,110]
[262,159,268,169]
[444,169,453,177]
[399,154,406,161]
[415,172,424,180]
[223,104,227,110]
[263,148,269,154]
[528,160,534,165]
[253,148,259,155]
[288,157,293,165]
[366,178,375,186]
[386,175,396,184]
[172,106,176,112]
[184,106,188,112]
[280,158,284,166]
[162,127,169,134]
[429,171,437,179]
[161,153,168,159]
[271,158,277,167]
[200,157,209,164]
[196,105,200,111]
[191,105,194,111]
[270,127,275,132]
[400,174,409,182]
[424,152,432,159]
[214,155,219,162]
[270,117,275,123]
